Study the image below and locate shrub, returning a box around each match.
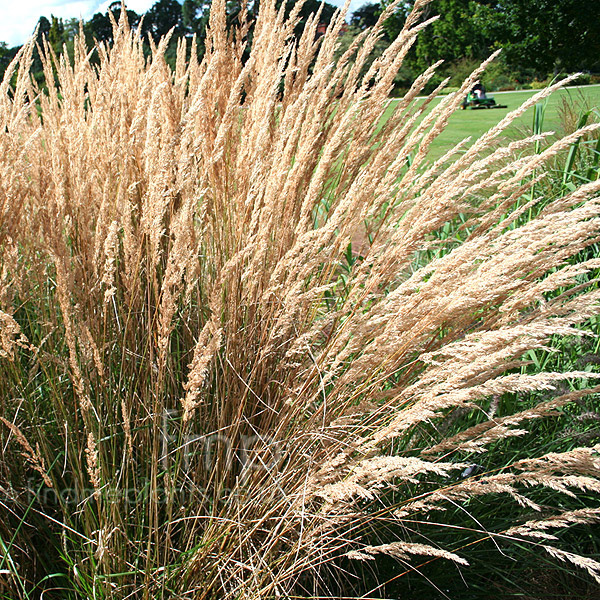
[1,1,600,598]
[480,58,514,91]
[531,78,550,89]
[446,57,482,87]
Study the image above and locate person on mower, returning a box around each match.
[462,82,487,109]
[472,82,486,99]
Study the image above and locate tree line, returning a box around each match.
[354,0,599,90]
[1,0,598,93]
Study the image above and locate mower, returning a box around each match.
[461,83,507,110]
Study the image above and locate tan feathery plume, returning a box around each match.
[0,417,53,487]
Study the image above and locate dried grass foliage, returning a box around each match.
[1,0,600,597]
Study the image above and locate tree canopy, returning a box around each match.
[0,0,597,91]
[384,0,600,77]
[474,0,600,73]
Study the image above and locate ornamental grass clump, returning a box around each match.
[1,0,600,598]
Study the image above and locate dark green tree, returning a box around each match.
[382,0,600,78]
[285,0,337,34]
[29,17,52,83]
[350,2,382,31]
[182,0,211,41]
[86,3,140,45]
[183,0,200,31]
[64,18,82,42]
[86,12,113,42]
[143,0,184,41]
[107,0,141,26]
[0,42,18,81]
[0,42,24,81]
[48,15,65,52]
[412,0,487,68]
[35,16,52,42]
[381,0,413,41]
[474,0,600,74]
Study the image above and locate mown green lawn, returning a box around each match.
[387,84,600,162]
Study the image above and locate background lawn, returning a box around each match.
[388,84,600,162]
